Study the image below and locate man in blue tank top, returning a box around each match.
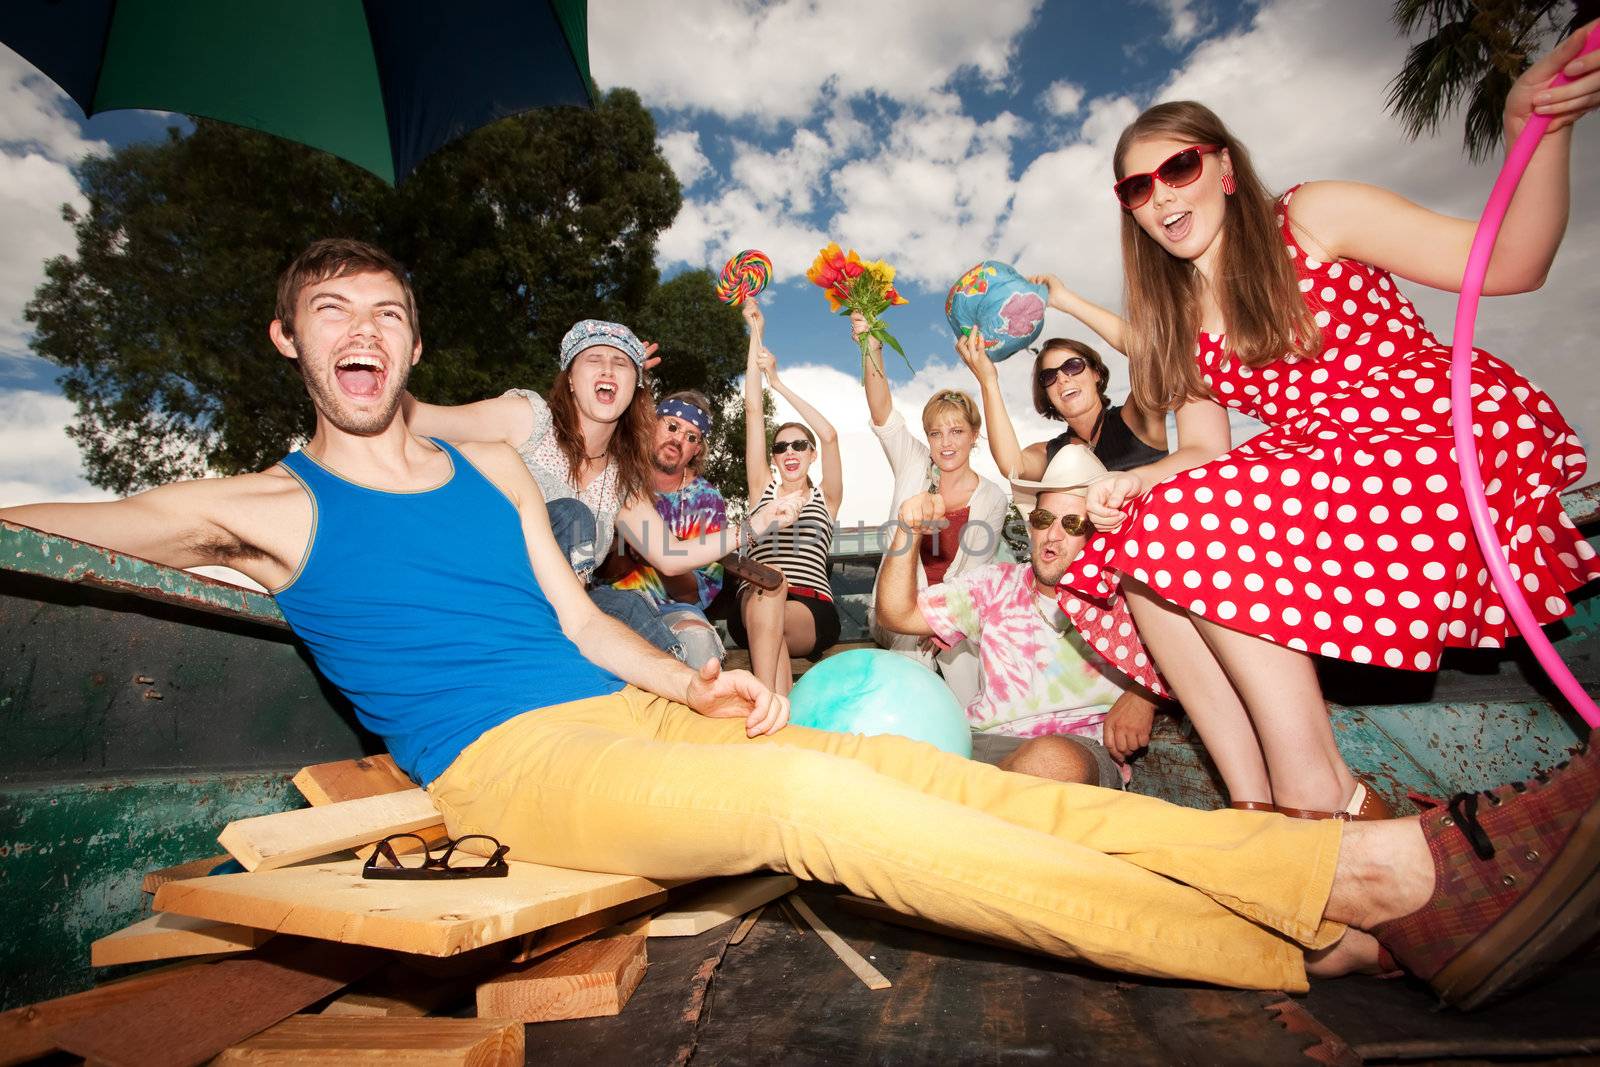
[6,239,1598,1010]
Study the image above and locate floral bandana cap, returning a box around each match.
[559,319,647,371]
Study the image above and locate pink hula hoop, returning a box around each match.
[1450,26,1600,728]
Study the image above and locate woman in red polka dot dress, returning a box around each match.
[1050,27,1600,822]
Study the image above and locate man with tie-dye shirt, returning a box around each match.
[876,444,1167,781]
[603,390,728,669]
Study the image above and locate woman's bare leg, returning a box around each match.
[1124,579,1272,804]
[740,579,790,692]
[1190,617,1358,814]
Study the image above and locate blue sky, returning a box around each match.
[2,0,1596,525]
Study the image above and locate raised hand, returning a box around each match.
[850,310,882,354]
[684,658,789,737]
[1505,18,1600,140]
[756,347,779,384]
[641,340,661,372]
[955,326,998,385]
[1027,272,1072,312]
[742,298,765,334]
[750,494,801,536]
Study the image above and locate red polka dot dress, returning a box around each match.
[1064,185,1600,671]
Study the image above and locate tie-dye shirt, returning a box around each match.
[917,562,1167,740]
[608,476,726,611]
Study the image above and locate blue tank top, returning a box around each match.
[273,440,623,786]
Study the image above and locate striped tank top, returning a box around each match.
[747,482,834,600]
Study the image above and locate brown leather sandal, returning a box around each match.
[1275,780,1393,821]
[1228,801,1276,812]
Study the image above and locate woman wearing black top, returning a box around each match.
[958,332,1167,480]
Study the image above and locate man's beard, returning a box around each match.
[651,446,687,476]
[297,343,410,436]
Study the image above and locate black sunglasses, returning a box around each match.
[771,439,814,455]
[362,833,510,880]
[1036,356,1090,390]
[1028,507,1095,537]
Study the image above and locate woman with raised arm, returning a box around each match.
[730,299,844,695]
[403,319,787,657]
[1051,23,1600,823]
[958,332,1167,482]
[856,314,1007,703]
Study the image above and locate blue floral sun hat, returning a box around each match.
[559,319,647,370]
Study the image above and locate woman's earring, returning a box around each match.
[1221,173,1236,195]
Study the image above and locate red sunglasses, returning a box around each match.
[1113,144,1222,210]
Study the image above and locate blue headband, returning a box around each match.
[657,398,711,436]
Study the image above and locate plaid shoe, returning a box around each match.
[1372,733,1600,1010]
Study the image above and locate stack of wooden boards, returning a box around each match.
[0,754,800,1067]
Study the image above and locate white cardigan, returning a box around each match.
[868,409,1009,699]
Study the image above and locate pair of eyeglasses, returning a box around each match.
[1036,356,1090,390]
[663,419,702,446]
[1113,144,1221,210]
[362,833,510,880]
[1028,507,1095,537]
[771,439,813,455]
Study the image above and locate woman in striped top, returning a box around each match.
[732,299,843,695]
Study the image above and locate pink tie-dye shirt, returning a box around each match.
[917,562,1166,740]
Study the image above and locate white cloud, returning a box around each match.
[1040,80,1085,118]
[1148,0,1207,47]
[0,47,105,161]
[657,129,711,189]
[591,0,1040,123]
[0,390,106,505]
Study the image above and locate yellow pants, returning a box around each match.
[428,686,1344,992]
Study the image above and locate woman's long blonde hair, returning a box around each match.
[1115,101,1321,412]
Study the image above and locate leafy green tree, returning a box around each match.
[26,89,751,498]
[1387,0,1598,161]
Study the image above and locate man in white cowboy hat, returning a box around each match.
[876,444,1168,781]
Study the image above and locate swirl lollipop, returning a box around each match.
[715,249,772,305]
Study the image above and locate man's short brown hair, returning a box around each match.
[275,238,419,342]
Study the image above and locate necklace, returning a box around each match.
[1068,407,1109,452]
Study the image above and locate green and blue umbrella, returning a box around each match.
[0,0,594,184]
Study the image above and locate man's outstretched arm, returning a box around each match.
[874,494,941,638]
[0,479,249,573]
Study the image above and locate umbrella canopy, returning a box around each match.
[0,0,594,185]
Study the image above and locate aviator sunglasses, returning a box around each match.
[1113,144,1221,210]
[1028,507,1096,538]
[1035,356,1090,390]
[771,439,814,455]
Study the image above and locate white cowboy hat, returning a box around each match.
[1009,443,1109,511]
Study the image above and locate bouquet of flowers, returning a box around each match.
[805,243,911,377]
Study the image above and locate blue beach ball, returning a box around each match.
[790,649,972,758]
[944,260,1049,362]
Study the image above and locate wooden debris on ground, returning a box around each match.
[320,960,484,1019]
[292,753,449,858]
[142,853,232,894]
[215,1015,523,1065]
[728,905,765,946]
[0,961,210,1067]
[476,935,648,1023]
[787,895,892,991]
[49,936,381,1067]
[155,854,667,957]
[510,891,668,964]
[644,873,797,937]
[218,789,442,872]
[90,911,273,967]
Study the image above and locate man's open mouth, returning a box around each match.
[334,352,386,399]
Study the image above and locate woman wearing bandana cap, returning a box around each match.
[404,319,795,656]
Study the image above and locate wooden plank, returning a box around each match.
[644,874,797,937]
[476,936,647,1023]
[509,890,667,964]
[154,856,667,957]
[215,1015,522,1065]
[217,789,441,872]
[90,912,272,967]
[142,853,232,894]
[787,895,891,991]
[49,937,380,1067]
[0,961,209,1067]
[292,754,415,805]
[728,905,764,946]
[321,963,479,1019]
